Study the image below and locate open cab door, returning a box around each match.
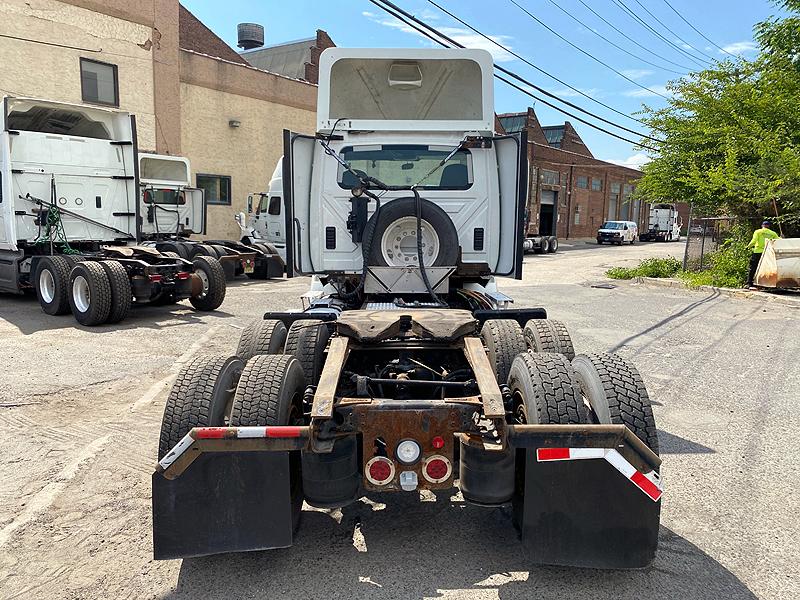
[493,130,527,279]
[282,129,316,277]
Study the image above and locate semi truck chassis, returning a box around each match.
[153,308,662,569]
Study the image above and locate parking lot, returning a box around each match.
[0,240,797,600]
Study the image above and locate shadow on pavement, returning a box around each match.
[658,430,715,454]
[0,292,234,335]
[164,494,755,600]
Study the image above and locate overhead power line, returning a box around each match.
[368,0,660,151]
[660,0,739,59]
[507,0,671,99]
[632,0,718,63]
[428,0,663,135]
[610,0,712,68]
[545,0,684,75]
[575,0,695,72]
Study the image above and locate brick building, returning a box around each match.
[498,108,646,239]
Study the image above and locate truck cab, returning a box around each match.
[242,158,286,262]
[138,153,204,238]
[284,48,526,294]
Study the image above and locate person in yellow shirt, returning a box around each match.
[746,220,780,288]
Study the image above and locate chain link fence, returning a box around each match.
[682,211,738,271]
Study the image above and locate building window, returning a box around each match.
[576,175,589,189]
[80,58,119,107]
[541,169,560,185]
[591,178,603,191]
[197,174,232,205]
[611,182,621,194]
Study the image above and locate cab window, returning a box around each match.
[338,145,472,190]
[268,196,281,215]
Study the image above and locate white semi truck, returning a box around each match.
[0,97,226,325]
[137,152,284,280]
[639,202,682,242]
[153,47,662,569]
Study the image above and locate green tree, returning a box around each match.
[636,0,800,230]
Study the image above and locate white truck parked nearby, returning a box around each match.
[639,203,682,242]
[137,153,283,280]
[238,158,287,265]
[0,97,226,325]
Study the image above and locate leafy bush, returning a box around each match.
[606,257,682,280]
[606,225,751,287]
[678,226,750,288]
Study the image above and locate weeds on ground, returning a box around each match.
[606,227,751,288]
[606,257,682,280]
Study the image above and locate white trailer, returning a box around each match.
[639,203,682,242]
[0,97,226,325]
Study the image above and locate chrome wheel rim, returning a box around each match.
[39,269,55,304]
[197,269,209,298]
[380,217,440,267]
[72,275,90,313]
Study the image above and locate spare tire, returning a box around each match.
[362,197,459,267]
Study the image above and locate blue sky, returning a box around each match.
[184,0,784,168]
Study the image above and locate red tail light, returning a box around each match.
[176,272,190,280]
[423,455,452,483]
[365,457,395,485]
[431,435,445,449]
[149,274,163,283]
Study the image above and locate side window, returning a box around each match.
[257,196,270,213]
[268,196,281,215]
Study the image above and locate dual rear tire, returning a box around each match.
[35,257,130,326]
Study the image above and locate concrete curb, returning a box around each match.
[634,276,800,308]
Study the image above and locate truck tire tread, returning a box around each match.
[189,255,226,311]
[480,319,527,384]
[237,318,288,360]
[68,261,112,326]
[509,352,586,424]
[99,260,131,324]
[158,355,244,459]
[284,320,331,385]
[572,353,659,453]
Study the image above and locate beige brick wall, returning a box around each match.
[0,0,157,150]
[180,83,316,240]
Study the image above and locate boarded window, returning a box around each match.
[541,169,560,185]
[80,58,119,107]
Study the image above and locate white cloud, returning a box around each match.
[606,153,650,170]
[361,12,515,62]
[549,87,601,98]
[620,69,653,80]
[622,85,669,98]
[720,41,758,55]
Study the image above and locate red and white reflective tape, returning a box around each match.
[536,447,662,502]
[157,426,303,471]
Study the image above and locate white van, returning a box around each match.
[597,220,637,245]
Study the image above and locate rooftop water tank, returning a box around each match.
[237,23,264,50]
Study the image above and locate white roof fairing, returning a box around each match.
[317,48,494,134]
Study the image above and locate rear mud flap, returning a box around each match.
[508,425,661,569]
[152,451,293,560]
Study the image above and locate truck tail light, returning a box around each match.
[149,274,163,283]
[423,455,452,483]
[365,457,395,485]
[176,272,190,280]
